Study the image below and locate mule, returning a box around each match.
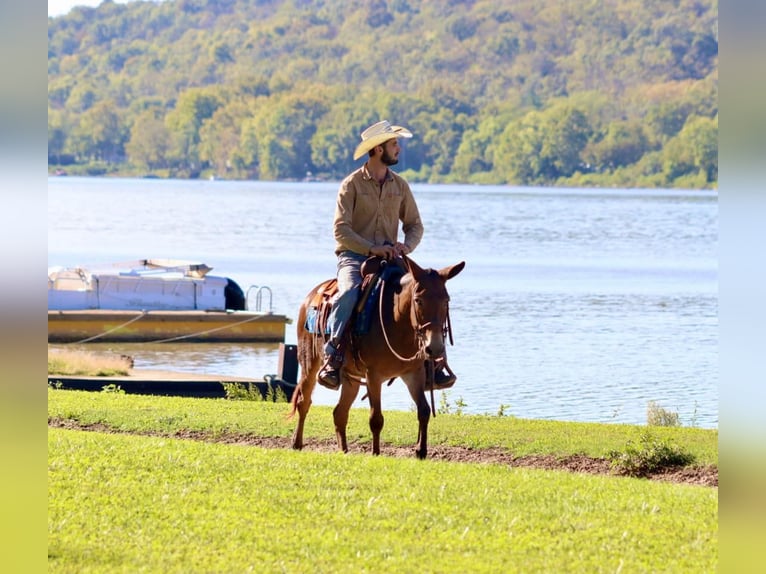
[289,255,465,459]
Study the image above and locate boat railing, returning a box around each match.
[246,285,273,313]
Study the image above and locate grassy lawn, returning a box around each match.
[47,389,718,464]
[48,390,717,573]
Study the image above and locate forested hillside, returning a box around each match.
[48,0,718,188]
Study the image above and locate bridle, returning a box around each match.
[377,270,453,362]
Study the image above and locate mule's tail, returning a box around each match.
[287,283,329,420]
[287,299,312,419]
[287,381,301,418]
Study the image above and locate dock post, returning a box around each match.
[277,343,298,384]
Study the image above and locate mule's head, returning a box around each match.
[403,257,465,360]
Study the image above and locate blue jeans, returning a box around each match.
[324,250,367,357]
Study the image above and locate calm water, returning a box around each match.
[48,177,718,428]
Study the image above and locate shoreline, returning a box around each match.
[48,368,295,399]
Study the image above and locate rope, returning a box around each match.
[144,313,270,344]
[68,311,148,344]
[378,275,424,362]
[64,311,270,345]
[426,359,437,417]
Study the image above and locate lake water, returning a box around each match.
[48,177,718,428]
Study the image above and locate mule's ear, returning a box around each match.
[440,261,465,281]
[404,255,427,280]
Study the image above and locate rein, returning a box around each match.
[378,275,424,362]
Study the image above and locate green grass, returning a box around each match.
[48,390,718,573]
[47,389,718,465]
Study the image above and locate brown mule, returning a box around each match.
[289,256,465,459]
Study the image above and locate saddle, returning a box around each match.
[304,278,338,337]
[304,256,406,337]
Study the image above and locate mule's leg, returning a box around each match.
[290,377,313,450]
[332,373,360,453]
[363,378,385,456]
[291,352,320,451]
[401,371,431,459]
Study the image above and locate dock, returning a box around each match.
[47,371,296,400]
[48,344,299,400]
[48,309,292,344]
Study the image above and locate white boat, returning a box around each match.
[48,259,291,343]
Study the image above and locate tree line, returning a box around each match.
[48,0,718,189]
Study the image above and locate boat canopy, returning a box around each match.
[48,260,245,312]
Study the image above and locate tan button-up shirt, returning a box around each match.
[333,163,424,255]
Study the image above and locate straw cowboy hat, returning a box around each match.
[353,120,413,160]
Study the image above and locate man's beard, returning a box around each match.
[381,148,399,166]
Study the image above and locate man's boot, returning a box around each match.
[317,345,344,390]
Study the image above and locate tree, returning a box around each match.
[452,104,519,182]
[684,114,718,183]
[69,100,127,163]
[46,0,717,187]
[249,92,329,180]
[238,114,261,179]
[48,108,69,164]
[584,120,650,172]
[496,113,545,185]
[309,99,378,178]
[496,103,592,184]
[164,88,223,173]
[126,108,171,170]
[198,100,251,178]
[540,106,591,179]
[662,114,718,183]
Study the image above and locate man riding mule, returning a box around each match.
[290,254,465,459]
[318,119,456,391]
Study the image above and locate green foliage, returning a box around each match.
[125,107,171,171]
[436,391,466,415]
[647,400,681,427]
[221,381,289,403]
[47,0,717,188]
[608,430,695,477]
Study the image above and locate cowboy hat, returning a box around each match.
[353,120,413,160]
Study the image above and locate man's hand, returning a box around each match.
[369,244,395,260]
[393,242,410,257]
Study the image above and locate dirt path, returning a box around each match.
[48,418,717,488]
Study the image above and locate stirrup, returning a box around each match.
[432,368,457,390]
[426,360,457,390]
[317,354,342,390]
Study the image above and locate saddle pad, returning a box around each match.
[304,306,330,335]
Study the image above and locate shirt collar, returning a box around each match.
[361,163,393,182]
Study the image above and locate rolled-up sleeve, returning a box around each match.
[399,182,423,253]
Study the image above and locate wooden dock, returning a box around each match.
[48,309,292,344]
[47,369,296,400]
[48,344,299,400]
